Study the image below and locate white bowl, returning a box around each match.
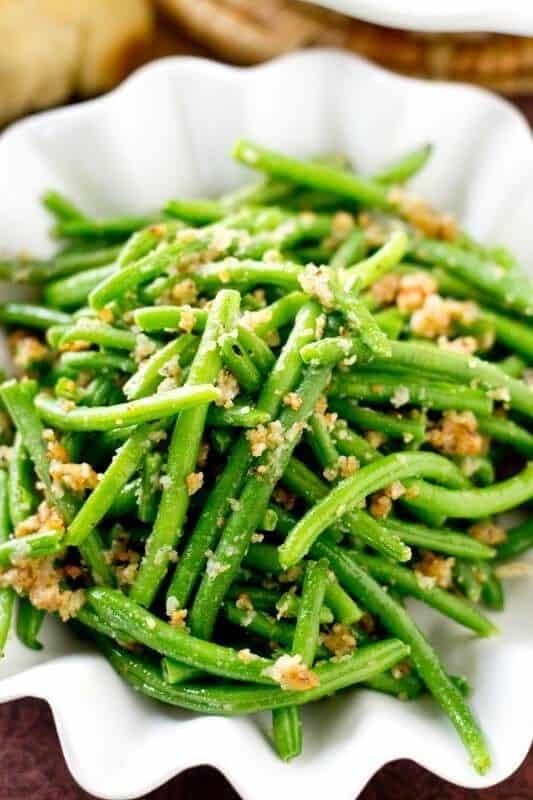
[307,0,533,34]
[1,50,533,800]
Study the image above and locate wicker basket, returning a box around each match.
[155,0,533,93]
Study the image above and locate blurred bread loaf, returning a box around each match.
[0,0,153,126]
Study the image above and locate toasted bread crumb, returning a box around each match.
[468,520,507,546]
[185,471,204,496]
[427,411,488,457]
[262,653,319,691]
[247,421,283,457]
[414,551,455,589]
[322,623,356,657]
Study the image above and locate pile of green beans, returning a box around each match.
[0,139,532,773]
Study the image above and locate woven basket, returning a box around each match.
[155,0,533,93]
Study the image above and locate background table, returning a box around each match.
[0,93,532,800]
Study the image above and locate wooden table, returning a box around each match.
[0,93,532,800]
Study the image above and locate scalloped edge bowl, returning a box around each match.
[307,0,533,34]
[1,50,533,800]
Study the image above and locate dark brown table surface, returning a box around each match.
[1,92,532,800]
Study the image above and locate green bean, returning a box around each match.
[454,562,482,604]
[58,351,135,375]
[228,584,281,610]
[166,439,250,608]
[374,308,405,339]
[242,542,362,625]
[98,634,410,715]
[332,419,379,464]
[306,412,340,470]
[373,143,432,184]
[344,230,409,292]
[87,586,276,684]
[0,304,71,330]
[8,433,37,526]
[54,216,151,242]
[244,292,307,337]
[236,326,275,373]
[0,471,14,654]
[329,228,367,270]
[497,355,526,378]
[495,519,533,562]
[273,558,329,761]
[138,452,162,524]
[42,190,85,223]
[312,538,490,774]
[58,321,137,351]
[411,238,533,317]
[327,270,391,357]
[65,424,155,546]
[0,529,65,566]
[364,670,422,699]
[16,599,45,650]
[123,334,197,400]
[293,559,329,664]
[189,364,331,640]
[330,372,493,416]
[194,258,302,294]
[161,659,205,685]
[482,310,533,362]
[477,415,533,458]
[481,572,504,611]
[224,602,297,651]
[44,264,117,309]
[133,305,207,333]
[353,551,495,635]
[404,463,533,519]
[106,478,140,518]
[329,400,426,445]
[283,457,410,561]
[233,140,390,209]
[279,452,467,569]
[165,199,224,224]
[0,380,78,520]
[272,705,302,762]
[34,384,219,432]
[275,591,334,625]
[220,334,262,394]
[206,405,271,428]
[382,518,495,560]
[79,527,115,586]
[130,290,240,607]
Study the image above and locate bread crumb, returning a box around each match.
[272,486,297,511]
[0,556,84,621]
[247,421,284,457]
[178,306,196,333]
[50,460,100,493]
[494,562,533,579]
[185,471,204,496]
[427,411,488,457]
[389,186,458,241]
[298,264,334,308]
[15,501,65,539]
[283,392,302,411]
[170,278,197,306]
[411,295,478,340]
[391,386,410,408]
[322,623,356,657]
[169,608,188,629]
[205,549,229,580]
[365,430,386,449]
[414,552,455,589]
[468,521,507,546]
[238,648,258,664]
[262,653,319,691]
[134,334,156,364]
[215,369,239,408]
